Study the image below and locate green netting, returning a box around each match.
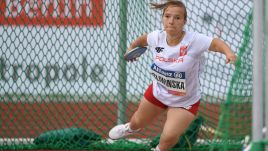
[0,0,253,151]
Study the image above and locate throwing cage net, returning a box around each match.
[0,0,253,150]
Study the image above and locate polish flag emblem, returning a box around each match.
[179,45,188,56]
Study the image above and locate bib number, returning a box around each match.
[150,64,186,96]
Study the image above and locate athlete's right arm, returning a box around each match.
[123,34,148,62]
[127,34,148,51]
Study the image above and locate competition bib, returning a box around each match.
[150,63,186,96]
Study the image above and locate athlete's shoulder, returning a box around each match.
[148,29,165,40]
[186,31,212,42]
[182,31,197,43]
[192,31,211,39]
[147,29,165,46]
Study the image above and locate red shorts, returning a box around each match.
[144,84,200,115]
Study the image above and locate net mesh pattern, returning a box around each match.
[0,0,253,150]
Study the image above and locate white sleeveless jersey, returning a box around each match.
[147,30,213,107]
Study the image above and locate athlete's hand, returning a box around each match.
[123,52,138,62]
[225,52,237,64]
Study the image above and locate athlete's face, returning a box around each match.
[162,6,186,35]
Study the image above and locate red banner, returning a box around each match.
[0,0,103,27]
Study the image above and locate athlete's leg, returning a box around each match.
[129,97,166,130]
[158,108,196,151]
[108,96,166,139]
[109,83,167,139]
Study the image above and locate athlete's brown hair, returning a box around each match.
[150,0,187,21]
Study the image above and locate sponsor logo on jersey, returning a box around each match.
[155,47,164,53]
[155,55,184,63]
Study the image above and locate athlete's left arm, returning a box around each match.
[208,38,237,64]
